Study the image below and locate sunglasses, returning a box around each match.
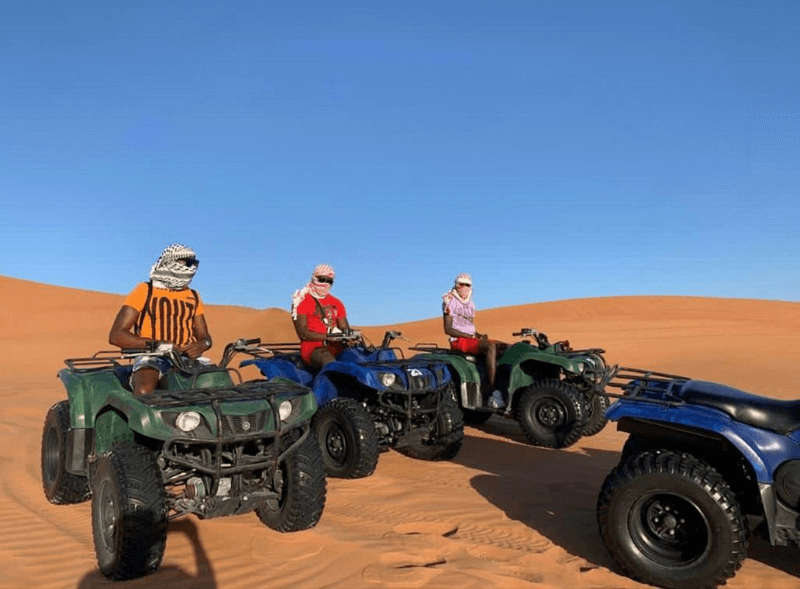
[456,282,471,287]
[177,257,199,268]
[315,276,334,285]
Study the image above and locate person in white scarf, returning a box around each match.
[109,243,212,395]
[442,273,506,408]
[149,243,200,290]
[291,264,351,369]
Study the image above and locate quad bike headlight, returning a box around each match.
[176,411,202,433]
[278,400,293,421]
[380,373,396,387]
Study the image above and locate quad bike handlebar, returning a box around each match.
[119,338,272,372]
[512,327,538,338]
[512,328,553,350]
[324,329,364,348]
[218,338,280,368]
[119,342,201,375]
[380,330,411,349]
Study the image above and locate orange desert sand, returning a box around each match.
[2,275,799,589]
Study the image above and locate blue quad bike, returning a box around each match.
[597,367,800,589]
[236,330,464,479]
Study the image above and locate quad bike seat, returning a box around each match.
[680,380,800,435]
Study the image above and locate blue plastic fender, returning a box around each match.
[607,399,800,483]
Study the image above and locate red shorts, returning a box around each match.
[450,337,481,354]
[300,341,343,365]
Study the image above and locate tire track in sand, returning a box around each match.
[331,500,553,554]
[0,412,97,589]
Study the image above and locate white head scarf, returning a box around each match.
[291,264,336,319]
[443,272,472,305]
[149,243,199,290]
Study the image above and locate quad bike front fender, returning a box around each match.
[240,358,314,387]
[60,368,188,438]
[609,400,800,483]
[499,342,585,374]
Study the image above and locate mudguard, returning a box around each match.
[500,342,586,393]
[241,357,314,387]
[607,394,800,483]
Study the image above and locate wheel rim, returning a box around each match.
[43,426,60,486]
[531,397,567,430]
[97,479,118,552]
[629,492,710,566]
[323,421,349,467]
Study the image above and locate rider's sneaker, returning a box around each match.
[487,390,506,409]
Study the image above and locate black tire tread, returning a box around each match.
[257,433,327,532]
[582,393,610,437]
[515,379,586,449]
[597,449,748,589]
[92,444,167,580]
[395,397,464,461]
[41,401,91,504]
[312,397,380,479]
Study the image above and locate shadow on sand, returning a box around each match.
[456,417,800,583]
[453,420,621,570]
[76,519,216,589]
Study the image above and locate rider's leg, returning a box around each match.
[131,367,160,396]
[480,339,497,388]
[309,347,337,370]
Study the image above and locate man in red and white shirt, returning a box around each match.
[291,264,351,369]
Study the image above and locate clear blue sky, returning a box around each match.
[2,1,798,325]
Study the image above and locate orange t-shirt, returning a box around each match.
[123,282,205,347]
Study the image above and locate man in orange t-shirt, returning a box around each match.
[109,243,212,395]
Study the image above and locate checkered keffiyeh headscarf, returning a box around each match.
[443,272,472,304]
[291,264,336,319]
[149,243,198,290]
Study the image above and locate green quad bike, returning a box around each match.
[411,328,615,449]
[41,339,326,581]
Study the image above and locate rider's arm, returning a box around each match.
[181,314,212,359]
[336,316,350,332]
[293,314,327,342]
[108,305,153,349]
[443,313,478,339]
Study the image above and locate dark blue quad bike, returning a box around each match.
[236,330,464,479]
[597,367,800,589]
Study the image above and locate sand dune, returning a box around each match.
[2,275,799,589]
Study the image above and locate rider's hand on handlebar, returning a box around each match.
[180,340,206,359]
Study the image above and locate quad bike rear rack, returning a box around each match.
[605,366,691,406]
[63,350,129,372]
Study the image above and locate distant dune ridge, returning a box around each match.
[1,274,799,589]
